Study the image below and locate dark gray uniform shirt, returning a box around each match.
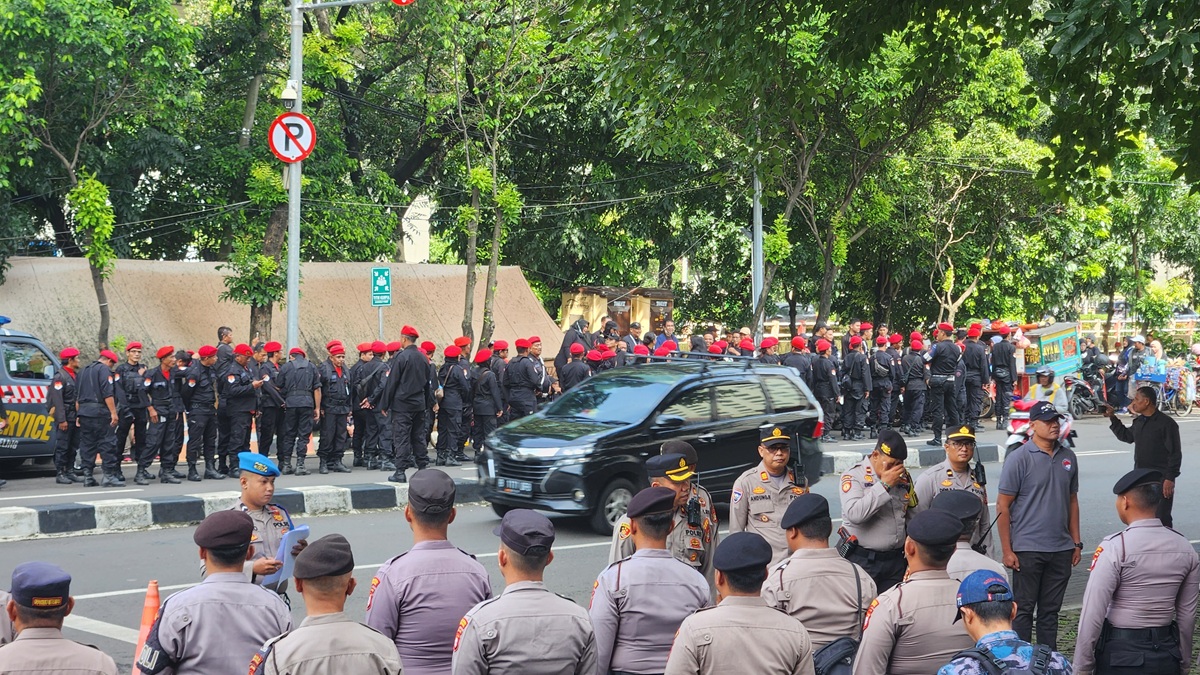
[997,440,1078,552]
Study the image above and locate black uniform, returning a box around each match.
[841,349,872,439]
[457,354,475,460]
[554,323,591,374]
[348,358,370,465]
[143,365,179,479]
[924,338,962,441]
[434,358,470,464]
[380,344,431,474]
[557,359,591,393]
[256,359,285,457]
[991,339,1016,427]
[277,354,320,470]
[219,360,259,466]
[471,364,504,448]
[780,351,813,387]
[114,359,150,466]
[490,354,509,421]
[759,352,781,365]
[901,350,928,434]
[181,361,219,474]
[77,360,118,480]
[169,363,189,466]
[869,348,894,433]
[215,342,235,469]
[962,338,991,431]
[317,359,352,471]
[352,358,387,466]
[47,366,79,477]
[811,355,841,441]
[505,354,551,419]
[887,343,903,426]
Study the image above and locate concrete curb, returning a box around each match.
[0,478,484,541]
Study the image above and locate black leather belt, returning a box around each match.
[1108,624,1176,642]
[854,546,905,561]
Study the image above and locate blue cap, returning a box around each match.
[954,569,1014,622]
[238,451,280,477]
[11,562,71,609]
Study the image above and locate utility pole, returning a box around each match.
[751,166,764,342]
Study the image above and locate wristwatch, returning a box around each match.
[1074,542,1084,549]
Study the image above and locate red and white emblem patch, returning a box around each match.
[1062,459,1072,472]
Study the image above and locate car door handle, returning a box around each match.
[696,433,716,443]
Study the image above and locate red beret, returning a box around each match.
[198,345,218,358]
[492,340,509,351]
[889,333,903,344]
[156,345,175,359]
[371,340,387,354]
[234,343,253,356]
[100,349,120,362]
[660,340,676,350]
[791,336,806,350]
[850,336,863,347]
[586,349,602,361]
[966,326,982,338]
[59,347,80,359]
[713,340,727,350]
[474,348,493,364]
[815,339,832,353]
[998,325,1011,336]
[569,343,585,355]
[653,347,670,357]
[264,341,283,353]
[186,350,195,357]
[444,345,461,358]
[515,338,531,349]
[633,345,649,355]
[938,322,954,333]
[708,344,723,354]
[289,347,305,356]
[527,336,542,345]
[454,336,471,348]
[910,331,923,341]
[420,341,436,354]
[401,325,419,338]
[357,342,372,353]
[876,336,887,346]
[126,342,142,351]
[739,339,755,351]
[911,339,924,351]
[386,341,402,352]
[329,344,345,355]
[860,323,873,331]
[602,350,616,360]
[761,337,779,348]
[325,339,342,350]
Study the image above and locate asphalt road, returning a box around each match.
[2,413,1199,671]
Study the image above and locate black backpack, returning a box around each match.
[950,644,1053,675]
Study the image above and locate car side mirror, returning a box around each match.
[652,415,684,431]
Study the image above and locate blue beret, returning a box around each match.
[1113,468,1163,495]
[713,532,773,573]
[907,509,962,547]
[11,562,71,609]
[780,493,829,530]
[931,489,982,522]
[239,451,280,477]
[493,509,555,555]
[627,487,676,518]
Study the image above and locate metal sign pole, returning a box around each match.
[285,0,304,351]
[378,307,384,340]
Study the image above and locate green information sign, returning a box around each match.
[371,267,391,307]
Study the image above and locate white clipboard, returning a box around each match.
[261,524,309,587]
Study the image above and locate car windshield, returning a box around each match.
[543,373,674,424]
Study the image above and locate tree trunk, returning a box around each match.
[248,203,288,342]
[1103,282,1117,353]
[751,261,779,331]
[461,186,481,343]
[89,261,111,349]
[479,199,504,347]
[238,75,262,150]
[788,288,798,336]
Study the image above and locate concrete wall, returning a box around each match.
[0,257,562,358]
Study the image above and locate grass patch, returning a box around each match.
[1057,608,1200,674]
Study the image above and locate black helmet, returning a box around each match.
[1035,366,1055,383]
[1095,353,1110,368]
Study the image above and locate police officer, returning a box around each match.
[183,346,222,481]
[471,349,504,448]
[144,346,182,484]
[901,338,928,437]
[664,532,814,675]
[925,323,963,446]
[225,452,308,596]
[853,509,975,675]
[48,346,81,484]
[591,487,710,675]
[366,469,492,675]
[114,342,150,468]
[762,493,876,651]
[77,349,120,487]
[1073,468,1200,675]
[839,429,914,592]
[221,344,262,477]
[316,343,352,473]
[452,509,595,675]
[871,336,894,435]
[0,562,118,674]
[250,535,402,675]
[913,425,992,554]
[729,425,808,566]
[277,346,321,476]
[137,510,292,675]
[931,489,1006,581]
[434,345,470,467]
[990,326,1015,430]
[380,326,429,483]
[557,343,591,392]
[811,339,840,442]
[255,341,286,458]
[962,325,991,432]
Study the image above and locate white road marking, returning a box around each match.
[0,488,144,502]
[74,582,196,600]
[1074,450,1130,457]
[64,614,142,645]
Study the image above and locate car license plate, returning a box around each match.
[496,477,533,496]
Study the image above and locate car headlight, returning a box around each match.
[554,444,593,459]
[510,444,593,460]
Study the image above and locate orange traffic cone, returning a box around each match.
[131,580,160,675]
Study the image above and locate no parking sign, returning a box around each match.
[268,112,317,163]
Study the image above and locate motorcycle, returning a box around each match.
[1004,398,1076,458]
[1064,373,1103,418]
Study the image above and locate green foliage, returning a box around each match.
[218,239,287,307]
[1133,279,1192,334]
[67,175,116,277]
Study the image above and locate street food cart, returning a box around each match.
[1016,322,1081,396]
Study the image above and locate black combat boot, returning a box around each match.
[160,471,181,484]
[187,463,202,482]
[295,458,309,476]
[203,462,226,479]
[387,469,406,483]
[328,459,351,473]
[280,459,294,475]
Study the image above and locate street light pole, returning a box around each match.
[285,0,304,351]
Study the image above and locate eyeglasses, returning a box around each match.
[762,446,789,455]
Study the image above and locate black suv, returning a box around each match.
[478,361,824,534]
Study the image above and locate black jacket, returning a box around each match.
[181,363,217,412]
[278,356,319,409]
[780,352,813,387]
[47,367,78,424]
[257,360,285,408]
[925,338,962,379]
[472,366,504,415]
[76,360,115,418]
[990,340,1016,382]
[558,360,592,392]
[871,349,894,388]
[811,355,841,399]
[902,352,928,390]
[320,360,353,414]
[843,350,872,395]
[381,345,430,412]
[962,340,991,384]
[219,360,258,413]
[436,359,471,410]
